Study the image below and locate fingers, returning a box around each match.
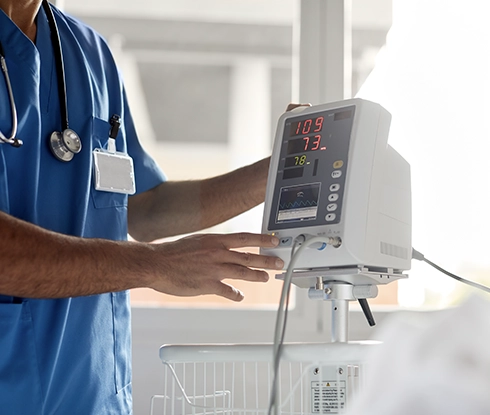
[286,102,312,112]
[149,232,284,301]
[207,233,285,270]
[211,281,245,302]
[217,262,271,282]
[219,249,283,272]
[218,232,280,250]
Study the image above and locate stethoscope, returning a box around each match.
[0,0,82,162]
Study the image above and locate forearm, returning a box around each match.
[128,157,270,242]
[0,211,283,302]
[0,211,153,298]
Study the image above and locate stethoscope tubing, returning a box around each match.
[0,42,19,145]
[0,0,77,153]
[42,0,70,131]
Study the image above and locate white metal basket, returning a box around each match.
[152,342,378,415]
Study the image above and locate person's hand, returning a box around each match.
[146,233,283,301]
[286,102,311,112]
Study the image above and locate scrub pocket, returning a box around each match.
[91,186,128,209]
[0,302,43,412]
[111,291,132,393]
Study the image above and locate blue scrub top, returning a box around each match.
[0,5,166,414]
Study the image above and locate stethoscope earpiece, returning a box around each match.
[49,129,82,162]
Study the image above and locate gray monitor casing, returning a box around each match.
[261,98,411,273]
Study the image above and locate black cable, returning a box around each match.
[412,248,490,294]
[42,0,69,131]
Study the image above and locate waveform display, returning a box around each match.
[278,183,321,212]
[279,199,317,210]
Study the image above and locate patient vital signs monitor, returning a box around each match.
[154,100,413,415]
[155,100,490,415]
[261,99,411,281]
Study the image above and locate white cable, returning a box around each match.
[268,235,341,415]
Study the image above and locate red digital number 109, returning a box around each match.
[295,116,324,135]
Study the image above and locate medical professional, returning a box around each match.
[0,1,286,413]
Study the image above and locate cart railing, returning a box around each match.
[151,342,378,415]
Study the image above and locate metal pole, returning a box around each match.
[331,299,349,343]
[296,0,352,104]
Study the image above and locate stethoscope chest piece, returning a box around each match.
[49,129,82,162]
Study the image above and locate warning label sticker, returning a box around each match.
[311,381,346,414]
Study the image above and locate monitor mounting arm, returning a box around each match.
[279,266,408,343]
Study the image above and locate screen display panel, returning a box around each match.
[267,106,355,231]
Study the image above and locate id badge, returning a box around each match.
[93,148,136,195]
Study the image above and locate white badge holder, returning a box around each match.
[92,115,136,195]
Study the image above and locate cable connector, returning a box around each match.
[300,234,342,250]
[412,248,425,261]
[294,234,306,245]
[328,236,342,248]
